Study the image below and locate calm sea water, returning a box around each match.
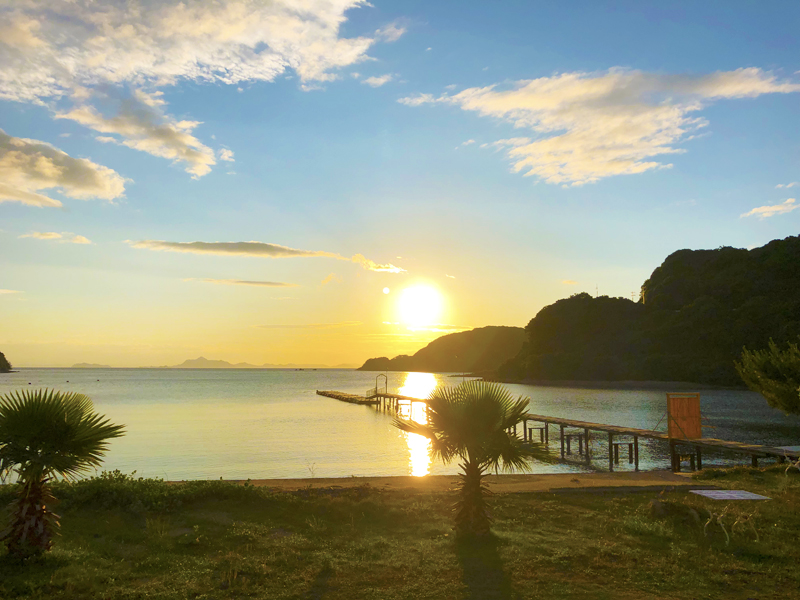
[1,368,798,480]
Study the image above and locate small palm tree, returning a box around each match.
[0,388,124,558]
[394,380,545,536]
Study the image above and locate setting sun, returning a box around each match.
[398,285,443,327]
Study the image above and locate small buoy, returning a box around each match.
[66,380,69,383]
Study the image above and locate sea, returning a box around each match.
[1,368,799,481]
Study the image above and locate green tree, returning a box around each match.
[0,389,124,558]
[394,381,544,536]
[0,352,10,373]
[735,340,800,415]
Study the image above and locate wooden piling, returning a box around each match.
[584,427,591,465]
[608,432,614,472]
[560,425,565,459]
[634,435,639,471]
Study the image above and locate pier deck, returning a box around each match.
[318,390,799,472]
[523,413,800,472]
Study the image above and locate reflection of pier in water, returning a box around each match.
[318,385,800,474]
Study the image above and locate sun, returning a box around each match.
[398,285,442,327]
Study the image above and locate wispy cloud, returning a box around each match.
[19,231,92,244]
[561,279,578,285]
[400,68,800,186]
[128,240,405,273]
[1,1,397,175]
[375,23,406,43]
[218,148,235,162]
[362,74,393,88]
[455,139,475,149]
[258,321,362,329]
[776,182,798,189]
[320,273,342,286]
[56,92,216,178]
[740,198,798,219]
[445,274,456,279]
[0,289,22,295]
[183,278,298,288]
[0,129,126,207]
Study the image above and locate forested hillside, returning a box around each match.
[498,236,800,386]
[359,326,525,374]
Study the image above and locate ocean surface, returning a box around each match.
[2,368,799,480]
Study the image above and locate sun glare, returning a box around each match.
[398,285,442,327]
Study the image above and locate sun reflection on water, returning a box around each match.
[397,372,438,477]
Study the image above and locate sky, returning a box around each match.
[1,0,799,368]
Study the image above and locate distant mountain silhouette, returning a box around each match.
[72,363,111,368]
[498,235,800,386]
[164,357,338,369]
[0,351,11,373]
[359,326,526,373]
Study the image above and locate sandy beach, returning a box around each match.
[226,470,705,494]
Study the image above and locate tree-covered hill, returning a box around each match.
[498,236,800,386]
[0,351,12,373]
[359,326,526,374]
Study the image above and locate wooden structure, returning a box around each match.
[522,412,800,472]
[320,389,800,472]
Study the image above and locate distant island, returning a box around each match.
[359,326,526,374]
[0,351,11,373]
[72,363,112,368]
[498,235,800,387]
[158,357,355,369]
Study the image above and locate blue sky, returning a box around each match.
[1,1,799,366]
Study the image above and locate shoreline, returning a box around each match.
[212,470,707,494]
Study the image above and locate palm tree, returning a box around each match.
[0,388,124,558]
[394,380,545,536]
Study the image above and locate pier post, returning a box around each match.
[634,435,639,472]
[695,447,702,471]
[670,440,678,472]
[608,432,614,472]
[544,422,549,444]
[584,427,591,466]
[560,425,565,459]
[751,455,758,468]
[523,418,528,441]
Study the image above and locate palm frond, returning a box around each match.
[0,388,125,481]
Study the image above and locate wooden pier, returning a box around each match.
[316,390,378,405]
[521,413,800,472]
[318,389,800,473]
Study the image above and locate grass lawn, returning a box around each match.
[1,466,798,599]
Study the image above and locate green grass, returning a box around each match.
[1,467,799,599]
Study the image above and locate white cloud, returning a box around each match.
[776,182,797,189]
[0,289,23,294]
[19,231,62,240]
[1,1,395,175]
[183,278,298,288]
[218,148,235,162]
[362,74,393,88]
[455,139,476,149]
[0,129,126,207]
[400,68,800,186]
[740,198,799,219]
[561,279,578,285]
[376,23,406,42]
[128,240,405,273]
[19,231,93,244]
[56,94,216,178]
